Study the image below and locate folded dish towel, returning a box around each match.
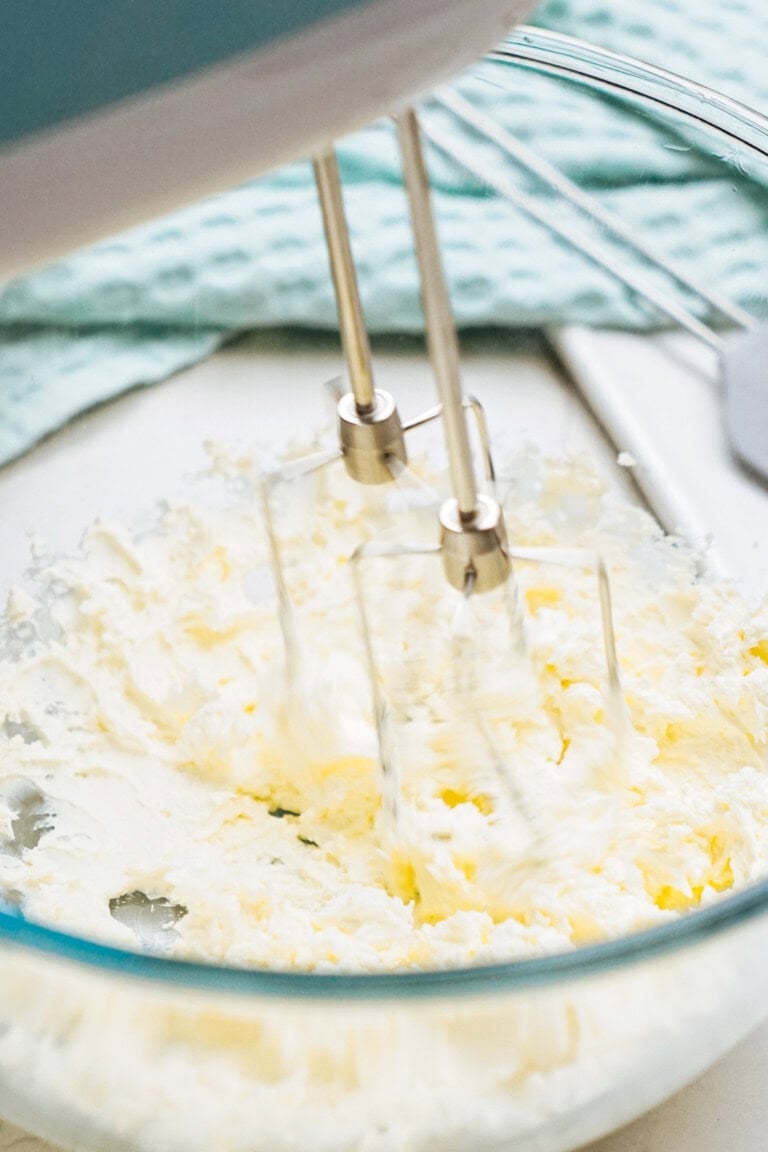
[1,0,767,466]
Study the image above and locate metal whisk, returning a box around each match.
[262,106,624,835]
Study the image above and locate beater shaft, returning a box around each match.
[395,109,478,522]
[313,149,376,415]
[313,148,409,484]
[396,108,509,593]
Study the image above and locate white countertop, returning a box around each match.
[553,327,768,598]
[1,328,766,1152]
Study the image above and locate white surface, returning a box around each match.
[552,326,768,598]
[1,329,767,1152]
[0,330,634,587]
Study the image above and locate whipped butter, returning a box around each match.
[1,448,768,970]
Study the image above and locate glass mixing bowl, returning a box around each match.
[1,28,767,1152]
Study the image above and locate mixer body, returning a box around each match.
[0,0,538,280]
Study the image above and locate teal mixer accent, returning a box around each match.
[1,0,767,467]
[0,0,375,147]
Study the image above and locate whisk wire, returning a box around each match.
[505,545,624,713]
[351,539,442,837]
[419,117,725,352]
[401,395,497,492]
[435,87,754,334]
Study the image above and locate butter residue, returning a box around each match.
[1,449,767,970]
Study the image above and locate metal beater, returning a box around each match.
[263,106,624,834]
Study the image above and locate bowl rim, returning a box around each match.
[3,874,768,999]
[493,25,768,166]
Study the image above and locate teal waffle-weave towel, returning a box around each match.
[2,0,768,466]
